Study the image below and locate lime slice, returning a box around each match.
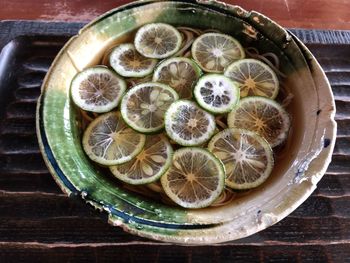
[120,82,178,133]
[227,97,290,147]
[208,128,274,189]
[82,112,146,165]
[152,57,202,99]
[109,43,157,77]
[160,147,225,208]
[134,23,182,59]
[164,100,216,146]
[191,33,245,73]
[194,74,240,114]
[71,66,126,113]
[110,134,172,185]
[224,58,279,99]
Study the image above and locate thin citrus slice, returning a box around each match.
[160,147,225,208]
[109,43,158,77]
[152,57,202,99]
[194,74,240,114]
[191,33,245,73]
[82,112,146,165]
[120,82,178,133]
[134,23,182,59]
[164,100,216,146]
[71,66,126,113]
[224,58,279,99]
[208,128,274,189]
[227,97,290,147]
[110,134,172,185]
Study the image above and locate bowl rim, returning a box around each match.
[36,0,337,244]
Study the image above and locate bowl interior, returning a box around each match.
[38,0,336,243]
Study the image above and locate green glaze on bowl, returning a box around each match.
[37,0,336,244]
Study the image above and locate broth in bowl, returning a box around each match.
[72,24,292,209]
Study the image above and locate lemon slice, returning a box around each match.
[109,43,157,77]
[71,66,126,113]
[224,58,279,99]
[120,82,178,133]
[161,147,225,208]
[208,128,274,189]
[82,112,146,165]
[110,134,172,185]
[134,23,182,59]
[164,100,216,146]
[227,97,290,147]
[191,33,245,73]
[152,57,202,99]
[194,74,240,114]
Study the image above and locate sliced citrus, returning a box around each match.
[224,58,279,99]
[160,147,225,208]
[152,57,202,99]
[109,43,157,77]
[191,33,245,73]
[164,100,216,146]
[194,74,240,114]
[134,23,182,59]
[110,134,172,185]
[208,128,274,189]
[165,100,216,146]
[120,82,178,133]
[71,66,126,113]
[82,112,146,165]
[227,96,290,147]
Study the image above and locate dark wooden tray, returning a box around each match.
[0,21,349,263]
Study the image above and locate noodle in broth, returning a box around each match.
[78,26,292,208]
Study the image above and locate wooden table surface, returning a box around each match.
[0,0,350,30]
[0,1,349,262]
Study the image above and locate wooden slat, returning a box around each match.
[0,243,348,263]
[0,154,47,174]
[16,72,45,89]
[0,118,36,136]
[0,216,348,244]
[0,134,39,154]
[331,85,350,102]
[335,100,350,120]
[327,155,350,174]
[332,137,350,156]
[5,102,37,119]
[316,173,350,196]
[0,173,60,193]
[336,120,350,137]
[0,193,348,244]
[0,218,146,243]
[14,87,41,102]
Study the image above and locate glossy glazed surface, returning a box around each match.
[37,0,336,243]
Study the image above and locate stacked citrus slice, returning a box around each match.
[208,128,274,189]
[82,112,145,165]
[161,147,225,208]
[224,59,279,98]
[71,22,291,209]
[192,33,245,73]
[110,134,172,185]
[71,66,126,113]
[153,57,202,99]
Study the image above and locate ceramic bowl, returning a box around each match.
[37,0,336,244]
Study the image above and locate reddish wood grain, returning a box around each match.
[0,0,350,30]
